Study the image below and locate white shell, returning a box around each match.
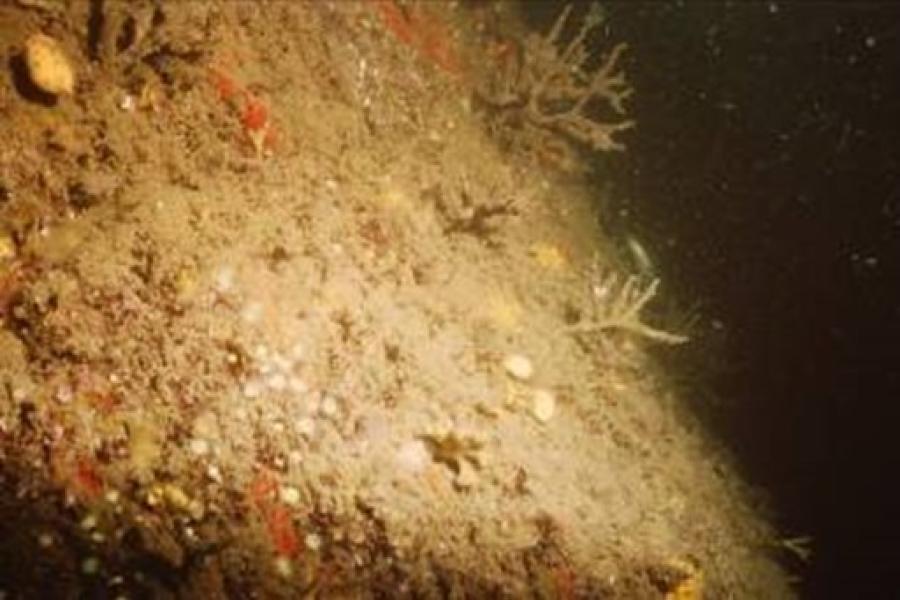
[25,33,75,95]
[503,354,533,381]
[532,389,556,423]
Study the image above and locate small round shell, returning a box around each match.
[503,354,533,381]
[532,389,556,423]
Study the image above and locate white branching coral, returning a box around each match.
[479,3,635,152]
[569,270,688,345]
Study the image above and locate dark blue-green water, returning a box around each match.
[525,2,900,597]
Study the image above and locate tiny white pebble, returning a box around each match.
[320,395,338,417]
[214,266,235,292]
[37,533,53,548]
[305,533,322,551]
[274,555,293,578]
[503,354,533,381]
[190,438,210,456]
[54,384,73,404]
[207,464,223,483]
[119,94,135,111]
[280,486,301,506]
[395,440,429,475]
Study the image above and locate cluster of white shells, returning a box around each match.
[503,353,556,423]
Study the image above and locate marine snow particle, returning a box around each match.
[503,354,533,381]
[24,33,75,95]
[532,389,556,423]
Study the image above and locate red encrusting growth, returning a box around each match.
[373,0,415,46]
[73,456,104,500]
[553,565,576,600]
[210,68,239,102]
[266,504,300,557]
[208,66,280,155]
[246,469,300,557]
[373,0,463,75]
[247,469,278,509]
[85,389,119,415]
[241,96,269,132]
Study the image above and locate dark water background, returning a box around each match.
[522,2,900,597]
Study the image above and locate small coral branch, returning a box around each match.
[478,3,634,152]
[777,535,814,563]
[526,5,634,151]
[568,271,688,345]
